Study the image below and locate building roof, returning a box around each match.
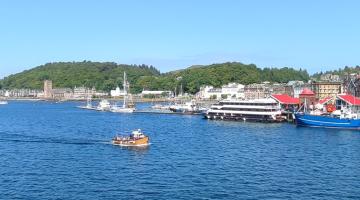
[318,96,333,105]
[271,94,300,105]
[300,88,315,96]
[337,94,360,106]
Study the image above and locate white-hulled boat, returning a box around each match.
[0,101,8,105]
[205,98,283,122]
[97,99,111,111]
[110,72,136,113]
[169,99,201,114]
[78,95,96,110]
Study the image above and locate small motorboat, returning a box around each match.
[112,129,150,146]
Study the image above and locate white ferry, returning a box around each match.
[205,98,282,122]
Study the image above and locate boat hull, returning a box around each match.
[204,113,281,123]
[112,136,149,146]
[110,108,135,113]
[295,113,360,129]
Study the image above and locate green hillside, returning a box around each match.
[0,61,160,92]
[312,66,360,80]
[0,61,310,94]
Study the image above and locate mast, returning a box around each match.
[123,72,127,108]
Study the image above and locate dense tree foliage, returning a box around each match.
[0,61,160,93]
[167,62,309,93]
[0,61,310,94]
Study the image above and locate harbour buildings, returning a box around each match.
[343,74,360,97]
[197,83,245,100]
[44,80,53,99]
[42,80,107,100]
[311,81,342,100]
[110,86,126,97]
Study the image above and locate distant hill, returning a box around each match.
[0,61,160,92]
[164,62,309,93]
[135,62,309,93]
[0,61,310,94]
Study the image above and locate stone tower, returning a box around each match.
[44,80,53,99]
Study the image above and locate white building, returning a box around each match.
[111,86,126,97]
[73,86,95,99]
[221,83,245,99]
[197,83,245,100]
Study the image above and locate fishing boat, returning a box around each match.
[295,94,360,129]
[111,72,136,113]
[112,129,150,146]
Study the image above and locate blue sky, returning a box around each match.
[0,0,359,78]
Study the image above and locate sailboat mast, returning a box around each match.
[123,72,127,95]
[123,72,127,108]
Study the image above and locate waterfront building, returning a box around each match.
[197,83,245,100]
[271,94,300,106]
[287,81,308,98]
[44,80,53,99]
[336,94,360,113]
[73,86,95,99]
[311,81,342,100]
[111,86,126,97]
[269,83,292,96]
[299,88,317,108]
[197,86,222,100]
[221,83,245,99]
[2,89,42,98]
[244,83,270,100]
[271,94,300,111]
[52,88,73,99]
[343,74,360,97]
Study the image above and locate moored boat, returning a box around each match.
[169,99,201,114]
[97,99,111,111]
[78,95,96,110]
[295,113,360,129]
[0,101,8,105]
[294,94,360,129]
[112,129,150,146]
[110,72,136,113]
[205,98,283,122]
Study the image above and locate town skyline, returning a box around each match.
[1,0,360,78]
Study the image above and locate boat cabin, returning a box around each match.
[336,95,360,118]
[130,129,146,139]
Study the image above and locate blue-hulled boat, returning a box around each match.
[294,94,360,130]
[295,113,360,130]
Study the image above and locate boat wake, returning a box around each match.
[0,137,108,146]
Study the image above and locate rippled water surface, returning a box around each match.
[1,101,360,199]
